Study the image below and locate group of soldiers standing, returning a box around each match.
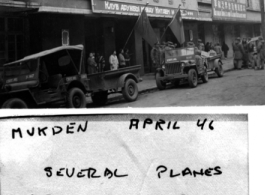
[233,36,265,70]
[150,41,178,68]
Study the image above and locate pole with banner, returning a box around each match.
[160,4,181,41]
[123,3,149,50]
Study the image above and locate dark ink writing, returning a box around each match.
[156,165,222,178]
[197,118,214,130]
[129,118,180,131]
[12,121,88,139]
[44,166,128,179]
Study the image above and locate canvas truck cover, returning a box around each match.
[4,45,84,66]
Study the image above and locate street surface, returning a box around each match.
[97,69,265,107]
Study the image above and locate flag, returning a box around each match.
[134,9,158,47]
[168,9,185,44]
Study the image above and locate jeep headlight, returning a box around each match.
[162,65,166,70]
[181,63,185,68]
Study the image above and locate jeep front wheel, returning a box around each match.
[67,88,86,108]
[2,98,28,109]
[188,69,198,88]
[156,72,166,90]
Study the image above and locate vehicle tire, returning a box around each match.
[91,91,108,106]
[122,79,138,102]
[155,72,166,90]
[67,87,86,108]
[2,98,28,108]
[201,66,208,83]
[215,61,224,77]
[188,69,198,88]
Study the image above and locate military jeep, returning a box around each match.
[155,47,208,90]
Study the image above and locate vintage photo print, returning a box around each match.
[0,114,248,195]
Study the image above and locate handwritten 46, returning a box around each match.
[197,119,214,130]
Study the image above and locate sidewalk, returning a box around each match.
[106,57,235,102]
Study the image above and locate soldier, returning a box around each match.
[232,37,245,70]
[150,42,161,68]
[256,36,265,70]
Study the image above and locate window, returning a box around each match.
[62,29,69,46]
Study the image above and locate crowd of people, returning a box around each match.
[86,49,131,74]
[232,36,265,70]
[86,35,265,74]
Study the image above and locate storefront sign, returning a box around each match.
[92,0,202,20]
[248,0,262,11]
[212,0,247,21]
[106,0,198,11]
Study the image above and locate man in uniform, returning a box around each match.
[151,42,161,68]
[232,37,245,70]
[256,36,265,70]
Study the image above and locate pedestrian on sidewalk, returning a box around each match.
[242,38,249,68]
[256,37,265,70]
[232,37,245,70]
[124,49,131,67]
[247,37,255,68]
[222,41,229,58]
[118,49,126,69]
[109,50,119,70]
[87,52,98,74]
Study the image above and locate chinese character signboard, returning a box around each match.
[212,0,247,21]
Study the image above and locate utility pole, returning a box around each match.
[260,0,265,38]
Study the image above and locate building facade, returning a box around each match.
[0,0,264,74]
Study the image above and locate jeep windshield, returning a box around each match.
[3,60,38,83]
[165,48,195,63]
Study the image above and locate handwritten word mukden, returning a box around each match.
[129,118,180,130]
[156,165,222,178]
[11,121,88,139]
[44,167,128,179]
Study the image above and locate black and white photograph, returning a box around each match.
[0,0,265,108]
[0,0,265,194]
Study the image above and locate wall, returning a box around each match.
[29,13,85,53]
[34,0,91,9]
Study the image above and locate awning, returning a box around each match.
[38,6,93,15]
[4,45,84,66]
[0,0,40,13]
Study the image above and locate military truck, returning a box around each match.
[0,45,141,108]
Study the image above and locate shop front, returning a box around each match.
[91,0,200,75]
[0,1,39,66]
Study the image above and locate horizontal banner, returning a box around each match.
[212,0,247,21]
[92,0,211,20]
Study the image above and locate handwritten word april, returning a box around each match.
[129,118,180,130]
[11,121,88,139]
